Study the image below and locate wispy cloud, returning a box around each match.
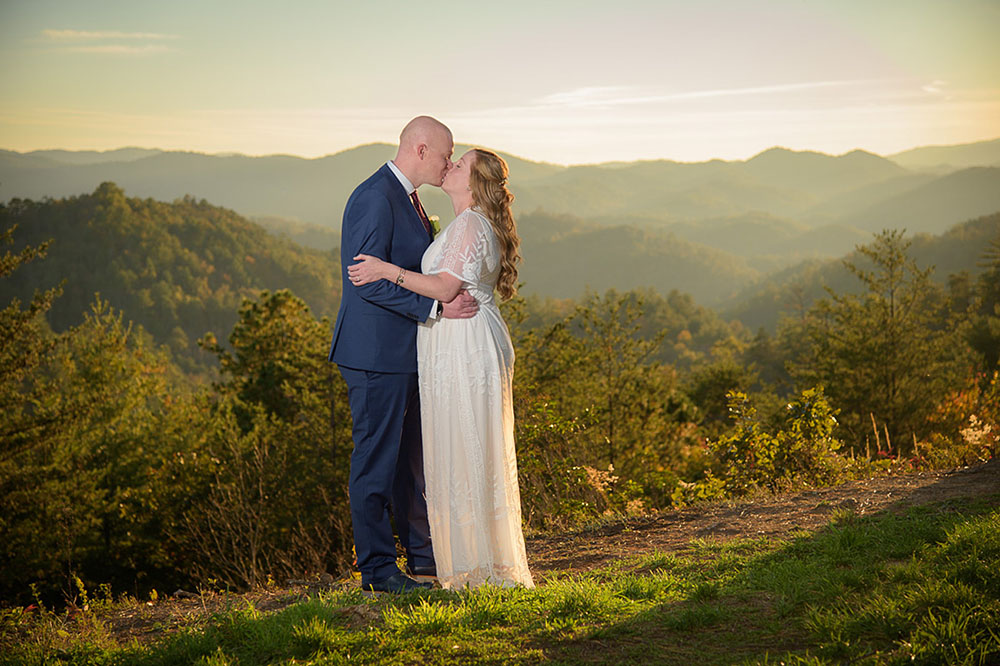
[40,28,178,56]
[538,87,633,107]
[63,44,172,55]
[41,29,179,41]
[443,79,1000,164]
[921,80,954,100]
[534,80,885,110]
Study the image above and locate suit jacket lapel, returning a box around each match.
[380,165,431,241]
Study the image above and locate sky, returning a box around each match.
[1,0,999,165]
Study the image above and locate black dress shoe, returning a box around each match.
[406,564,437,578]
[364,572,432,593]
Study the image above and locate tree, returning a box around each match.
[572,290,670,470]
[191,290,354,587]
[0,225,62,463]
[1,292,186,604]
[789,230,965,450]
[503,290,693,518]
[684,358,758,433]
[967,235,1000,375]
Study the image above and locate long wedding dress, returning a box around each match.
[416,207,534,589]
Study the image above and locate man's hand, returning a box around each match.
[440,290,478,319]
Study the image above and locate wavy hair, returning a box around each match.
[469,148,520,301]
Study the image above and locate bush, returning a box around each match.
[703,387,847,497]
[922,370,1000,468]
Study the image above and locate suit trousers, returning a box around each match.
[339,366,434,585]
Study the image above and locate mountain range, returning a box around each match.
[2,137,999,309]
[3,183,996,358]
[3,138,998,232]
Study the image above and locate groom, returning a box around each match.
[329,116,477,593]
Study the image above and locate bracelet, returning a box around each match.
[395,267,406,286]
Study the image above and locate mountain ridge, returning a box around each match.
[2,138,998,283]
[889,137,1000,171]
[722,210,1000,331]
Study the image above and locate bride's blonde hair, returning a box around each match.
[469,148,520,301]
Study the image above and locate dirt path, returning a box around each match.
[526,459,1000,575]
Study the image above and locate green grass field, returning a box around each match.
[4,495,998,665]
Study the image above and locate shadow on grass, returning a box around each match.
[541,493,1000,665]
[6,478,997,665]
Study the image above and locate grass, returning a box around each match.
[3,495,998,665]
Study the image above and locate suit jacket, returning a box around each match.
[329,164,434,373]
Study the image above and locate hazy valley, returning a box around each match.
[2,137,999,324]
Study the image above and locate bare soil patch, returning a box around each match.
[525,459,1000,575]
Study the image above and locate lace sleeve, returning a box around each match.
[428,210,489,287]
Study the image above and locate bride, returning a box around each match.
[348,148,533,589]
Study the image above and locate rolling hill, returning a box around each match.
[0,144,559,232]
[839,167,1000,234]
[517,211,760,304]
[0,182,341,373]
[3,139,997,239]
[889,137,1000,171]
[2,139,999,309]
[656,213,870,271]
[723,211,1000,331]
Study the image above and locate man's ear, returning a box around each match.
[416,143,426,160]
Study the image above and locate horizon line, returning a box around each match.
[5,135,1000,168]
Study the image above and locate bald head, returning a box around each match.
[394,116,454,188]
[399,116,452,150]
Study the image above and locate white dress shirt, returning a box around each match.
[386,161,439,319]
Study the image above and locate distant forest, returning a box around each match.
[4,139,1000,306]
[1,183,340,375]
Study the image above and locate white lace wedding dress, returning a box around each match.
[417,207,534,589]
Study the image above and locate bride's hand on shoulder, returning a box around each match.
[348,254,392,286]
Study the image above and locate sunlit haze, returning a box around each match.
[1,0,998,164]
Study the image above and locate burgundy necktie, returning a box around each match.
[409,191,433,238]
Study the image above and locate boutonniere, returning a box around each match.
[429,215,441,236]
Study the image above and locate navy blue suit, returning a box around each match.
[329,164,436,585]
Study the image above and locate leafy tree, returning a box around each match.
[789,230,966,450]
[0,225,62,463]
[0,295,186,604]
[190,290,353,588]
[684,358,758,433]
[202,289,339,425]
[967,235,1000,375]
[572,290,669,470]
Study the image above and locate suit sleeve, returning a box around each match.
[344,189,434,322]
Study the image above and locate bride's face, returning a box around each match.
[443,151,475,197]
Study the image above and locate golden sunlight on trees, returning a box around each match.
[789,230,967,453]
[1,189,997,606]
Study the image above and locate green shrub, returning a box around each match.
[703,387,847,497]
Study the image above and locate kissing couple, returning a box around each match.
[329,116,534,593]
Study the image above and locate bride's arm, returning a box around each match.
[348,254,464,303]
